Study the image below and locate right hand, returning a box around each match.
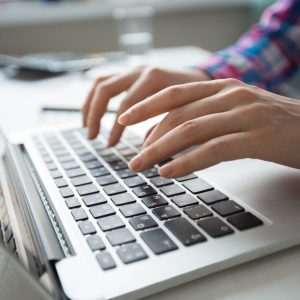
[82,66,211,146]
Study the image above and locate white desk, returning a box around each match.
[0,47,299,300]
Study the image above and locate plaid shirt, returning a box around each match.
[199,0,300,92]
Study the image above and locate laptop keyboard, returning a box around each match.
[32,128,263,271]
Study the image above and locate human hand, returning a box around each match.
[118,78,300,177]
[82,66,210,145]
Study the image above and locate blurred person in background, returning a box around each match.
[82,0,300,178]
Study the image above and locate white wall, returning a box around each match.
[0,5,253,55]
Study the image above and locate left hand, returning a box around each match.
[118,78,300,178]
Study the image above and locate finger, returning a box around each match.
[87,70,142,139]
[128,109,246,172]
[144,124,158,142]
[118,80,224,126]
[159,132,253,178]
[143,91,246,148]
[82,75,113,127]
[107,71,170,146]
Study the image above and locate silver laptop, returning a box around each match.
[1,120,300,300]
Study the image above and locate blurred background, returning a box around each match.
[0,0,274,55]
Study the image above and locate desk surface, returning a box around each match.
[0,47,299,300]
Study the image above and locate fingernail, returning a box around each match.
[129,155,142,171]
[118,113,131,125]
[159,164,173,177]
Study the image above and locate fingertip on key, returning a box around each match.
[118,112,131,125]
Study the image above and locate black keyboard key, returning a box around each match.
[62,161,79,170]
[183,178,213,194]
[78,221,97,235]
[160,185,185,197]
[98,149,115,157]
[176,174,198,182]
[130,215,158,231]
[71,175,92,187]
[87,235,106,251]
[58,155,74,163]
[75,148,90,156]
[80,153,96,162]
[65,197,81,209]
[142,168,159,178]
[110,161,128,171]
[171,194,198,208]
[116,169,137,179]
[165,217,206,246]
[53,149,68,157]
[211,200,244,217]
[76,183,99,196]
[86,160,103,170]
[103,183,126,196]
[59,187,74,198]
[117,243,148,264]
[96,175,118,186]
[71,208,88,221]
[66,168,85,178]
[119,148,136,156]
[106,228,136,246]
[82,193,107,206]
[111,193,136,206]
[150,177,174,187]
[142,194,168,208]
[123,154,136,161]
[116,143,128,150]
[50,170,62,179]
[46,162,57,171]
[152,205,180,220]
[132,185,156,198]
[103,155,120,164]
[227,212,263,230]
[158,158,173,166]
[90,203,115,218]
[140,228,177,255]
[90,167,110,177]
[183,205,213,220]
[198,217,234,237]
[124,176,146,188]
[119,203,146,218]
[96,252,116,270]
[97,215,125,231]
[54,178,68,188]
[197,190,228,205]
[43,156,52,163]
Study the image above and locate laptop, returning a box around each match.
[1,116,300,300]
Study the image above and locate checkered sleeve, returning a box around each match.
[199,0,300,91]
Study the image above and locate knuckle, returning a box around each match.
[163,85,183,100]
[95,82,110,96]
[180,119,198,135]
[144,66,164,78]
[248,102,271,115]
[208,139,226,159]
[222,78,242,86]
[228,85,252,99]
